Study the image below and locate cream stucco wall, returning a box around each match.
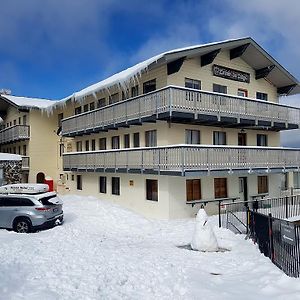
[167,50,278,102]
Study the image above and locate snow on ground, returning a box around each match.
[0,195,299,300]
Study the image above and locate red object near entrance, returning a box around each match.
[44,176,54,192]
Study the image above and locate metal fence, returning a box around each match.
[220,195,300,277]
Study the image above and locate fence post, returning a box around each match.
[285,196,289,219]
[246,207,250,234]
[218,200,221,228]
[268,213,274,262]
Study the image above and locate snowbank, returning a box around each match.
[0,195,299,300]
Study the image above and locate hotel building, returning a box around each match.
[1,37,300,219]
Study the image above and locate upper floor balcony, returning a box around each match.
[0,125,30,145]
[61,86,300,137]
[63,145,300,176]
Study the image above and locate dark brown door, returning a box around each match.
[238,132,247,146]
[214,178,227,199]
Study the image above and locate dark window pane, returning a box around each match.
[75,106,82,115]
[143,79,156,94]
[131,85,139,97]
[99,176,107,193]
[111,136,120,149]
[133,133,140,147]
[256,92,268,101]
[213,84,227,94]
[112,177,120,195]
[124,134,130,148]
[77,175,82,190]
[99,138,107,150]
[146,179,158,201]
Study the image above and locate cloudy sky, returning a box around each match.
[0,0,299,145]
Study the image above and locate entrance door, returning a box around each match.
[36,172,45,183]
[238,132,247,146]
[239,177,248,202]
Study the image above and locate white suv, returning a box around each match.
[0,184,63,233]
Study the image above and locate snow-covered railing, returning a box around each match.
[63,145,300,175]
[21,156,30,170]
[61,86,300,136]
[0,125,30,144]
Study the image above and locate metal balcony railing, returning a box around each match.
[63,145,300,176]
[21,156,30,170]
[61,86,300,136]
[0,125,30,144]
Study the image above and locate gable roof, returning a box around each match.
[51,37,299,110]
[0,94,57,115]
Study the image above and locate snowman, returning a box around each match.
[191,209,219,252]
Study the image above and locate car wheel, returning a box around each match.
[13,218,31,233]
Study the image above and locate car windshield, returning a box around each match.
[39,195,62,206]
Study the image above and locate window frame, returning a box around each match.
[213,131,227,145]
[112,177,120,195]
[99,176,107,194]
[186,179,201,202]
[146,179,158,201]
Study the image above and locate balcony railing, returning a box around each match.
[0,125,30,144]
[21,156,30,170]
[63,145,300,176]
[61,86,300,136]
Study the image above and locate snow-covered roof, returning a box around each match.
[50,36,299,111]
[0,95,57,109]
[0,153,22,161]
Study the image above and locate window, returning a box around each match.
[186,179,201,202]
[185,78,201,90]
[145,130,157,147]
[213,84,227,94]
[213,131,227,145]
[89,102,95,111]
[112,177,120,195]
[122,90,129,100]
[77,175,82,190]
[23,115,27,125]
[109,93,119,104]
[143,79,156,94]
[97,98,106,108]
[257,134,268,146]
[71,175,75,181]
[83,104,89,112]
[9,121,12,127]
[75,106,82,115]
[146,179,158,201]
[23,145,27,156]
[133,132,140,147]
[99,138,107,150]
[91,139,96,151]
[99,176,107,193]
[13,119,16,125]
[293,172,300,189]
[256,92,268,101]
[131,85,139,97]
[76,141,82,152]
[258,176,268,194]
[111,136,120,149]
[238,89,248,97]
[18,117,21,124]
[124,134,130,148]
[18,146,21,154]
[13,147,16,154]
[185,129,200,144]
[214,178,228,199]
[85,140,89,151]
[58,113,64,127]
[0,197,34,207]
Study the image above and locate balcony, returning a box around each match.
[61,86,300,137]
[21,156,30,170]
[0,125,30,144]
[63,145,300,176]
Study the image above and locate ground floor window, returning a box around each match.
[214,178,227,198]
[258,176,268,194]
[99,176,107,193]
[146,179,158,201]
[77,175,82,190]
[112,177,120,195]
[186,179,201,202]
